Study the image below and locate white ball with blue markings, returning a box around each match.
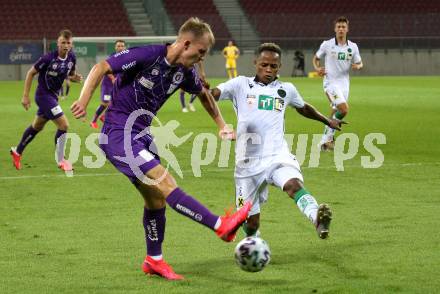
[234,237,271,272]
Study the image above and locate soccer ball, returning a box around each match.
[234,237,271,272]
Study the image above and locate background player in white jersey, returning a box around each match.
[211,43,345,239]
[313,16,363,150]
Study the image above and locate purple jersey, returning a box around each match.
[33,50,76,97]
[105,45,202,130]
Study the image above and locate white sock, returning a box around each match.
[296,194,319,225]
[148,255,163,261]
[56,133,66,163]
[214,217,221,230]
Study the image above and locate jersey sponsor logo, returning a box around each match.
[50,105,63,116]
[114,49,129,57]
[176,204,196,218]
[138,76,154,89]
[146,219,159,241]
[122,61,136,70]
[258,95,274,110]
[48,71,58,77]
[246,94,256,105]
[274,98,284,112]
[337,52,346,60]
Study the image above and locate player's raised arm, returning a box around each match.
[21,66,38,110]
[296,102,346,131]
[70,60,111,118]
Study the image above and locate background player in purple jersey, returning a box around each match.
[90,39,127,129]
[10,29,82,172]
[71,18,251,281]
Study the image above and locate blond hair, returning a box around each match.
[178,17,215,46]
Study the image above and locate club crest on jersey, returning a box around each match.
[67,62,73,69]
[246,94,256,105]
[52,63,58,70]
[277,89,286,98]
[151,68,159,76]
[172,72,183,83]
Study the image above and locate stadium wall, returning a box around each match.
[1,49,439,80]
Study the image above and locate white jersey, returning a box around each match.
[315,38,361,89]
[217,76,305,176]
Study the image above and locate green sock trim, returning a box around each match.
[294,188,310,203]
[334,111,344,120]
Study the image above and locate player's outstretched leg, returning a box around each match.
[165,188,251,242]
[284,179,332,239]
[11,118,46,170]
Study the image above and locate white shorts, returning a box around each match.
[324,82,349,108]
[235,154,303,216]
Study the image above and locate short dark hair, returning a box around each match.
[58,29,73,39]
[334,16,349,25]
[115,39,125,45]
[256,43,282,57]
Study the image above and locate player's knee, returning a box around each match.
[32,120,46,131]
[337,104,349,116]
[283,178,303,198]
[59,122,69,131]
[157,172,178,197]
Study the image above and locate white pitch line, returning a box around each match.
[0,162,439,180]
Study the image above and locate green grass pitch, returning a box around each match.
[1,76,439,293]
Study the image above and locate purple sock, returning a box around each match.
[65,83,70,96]
[190,94,197,103]
[143,207,166,256]
[92,105,106,123]
[16,126,39,154]
[166,188,219,230]
[179,91,186,108]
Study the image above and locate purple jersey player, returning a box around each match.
[71,18,251,281]
[10,29,82,172]
[90,40,126,129]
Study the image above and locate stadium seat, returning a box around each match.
[0,0,135,40]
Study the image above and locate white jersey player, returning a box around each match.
[313,16,363,150]
[212,43,345,240]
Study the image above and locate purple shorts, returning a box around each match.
[100,124,161,183]
[35,95,64,120]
